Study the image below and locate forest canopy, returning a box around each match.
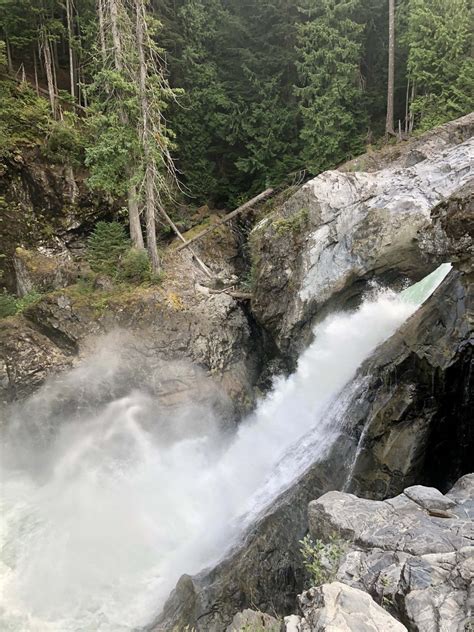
[1,0,473,210]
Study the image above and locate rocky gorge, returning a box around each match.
[0,114,473,632]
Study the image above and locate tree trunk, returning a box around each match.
[66,0,76,102]
[97,0,107,63]
[135,0,160,273]
[5,38,13,72]
[385,0,395,136]
[42,31,56,117]
[128,183,145,249]
[109,0,123,72]
[33,48,40,95]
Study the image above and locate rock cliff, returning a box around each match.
[250,112,473,358]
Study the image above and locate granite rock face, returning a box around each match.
[250,113,474,357]
[307,475,474,632]
[232,476,472,632]
[0,147,114,292]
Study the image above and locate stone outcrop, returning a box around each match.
[345,269,472,497]
[286,582,407,632]
[250,113,473,357]
[306,475,474,632]
[230,475,473,632]
[226,609,282,631]
[0,244,260,416]
[420,179,473,275]
[13,246,83,296]
[0,147,114,292]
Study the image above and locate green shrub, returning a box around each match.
[272,207,309,237]
[44,113,85,166]
[300,534,346,587]
[0,289,42,319]
[86,221,129,276]
[16,290,42,313]
[0,79,51,156]
[0,291,18,318]
[118,248,151,283]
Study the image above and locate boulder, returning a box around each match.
[226,609,282,631]
[13,246,82,295]
[288,582,407,632]
[403,485,456,513]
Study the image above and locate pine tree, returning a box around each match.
[295,0,367,174]
[405,0,474,131]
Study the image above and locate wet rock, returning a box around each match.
[289,582,407,632]
[0,315,73,405]
[345,270,473,497]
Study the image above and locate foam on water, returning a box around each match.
[0,264,451,631]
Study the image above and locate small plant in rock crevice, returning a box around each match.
[299,534,347,587]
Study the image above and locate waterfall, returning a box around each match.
[0,265,451,632]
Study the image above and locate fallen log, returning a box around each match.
[176,188,274,252]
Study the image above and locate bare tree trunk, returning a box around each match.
[33,48,40,95]
[385,0,395,136]
[409,82,416,134]
[66,0,76,102]
[404,77,410,134]
[5,38,13,72]
[37,40,44,75]
[80,65,88,106]
[135,0,160,272]
[128,184,145,249]
[42,31,56,117]
[109,0,123,71]
[97,0,107,63]
[145,167,160,273]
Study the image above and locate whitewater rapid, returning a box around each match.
[0,264,451,631]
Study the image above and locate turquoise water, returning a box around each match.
[400,263,452,306]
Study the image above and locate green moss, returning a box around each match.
[272,207,309,237]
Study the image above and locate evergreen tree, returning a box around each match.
[85,0,178,271]
[295,0,367,174]
[404,0,473,131]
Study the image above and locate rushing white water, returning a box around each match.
[0,264,451,631]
